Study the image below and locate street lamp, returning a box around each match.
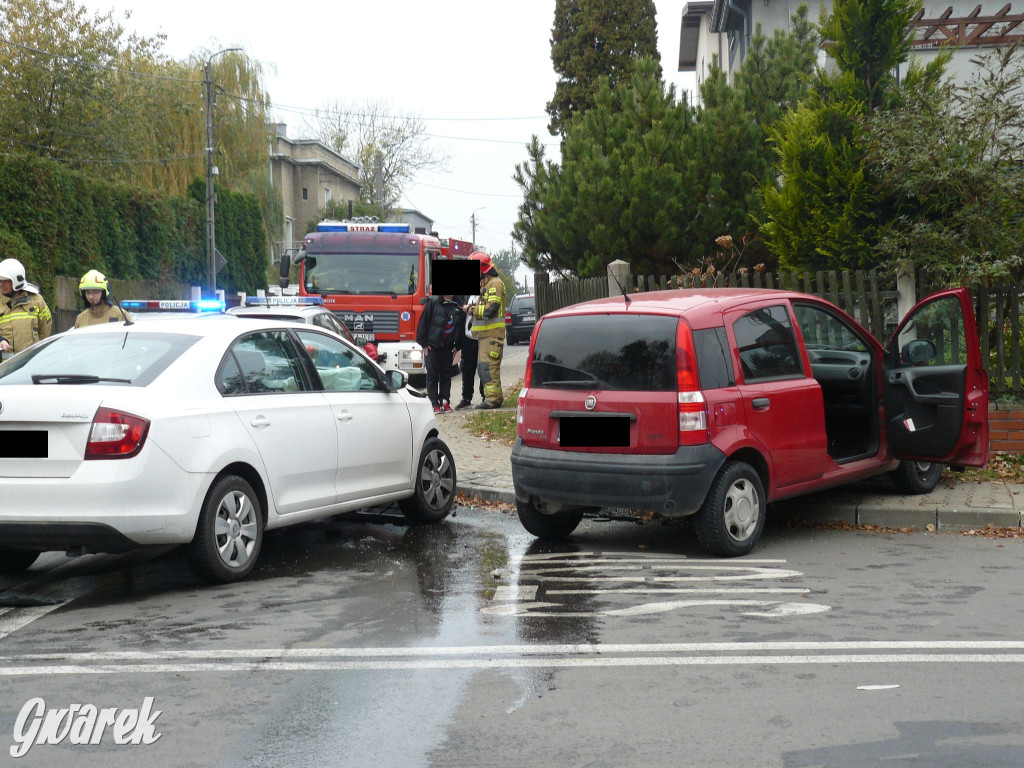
[204,47,242,295]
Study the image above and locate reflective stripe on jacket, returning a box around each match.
[473,274,506,337]
[0,291,52,353]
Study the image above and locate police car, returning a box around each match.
[120,298,227,321]
[226,296,380,362]
[0,315,455,584]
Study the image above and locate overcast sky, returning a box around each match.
[104,1,697,267]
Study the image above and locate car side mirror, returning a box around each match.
[901,338,937,365]
[385,369,408,392]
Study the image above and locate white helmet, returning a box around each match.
[0,258,27,291]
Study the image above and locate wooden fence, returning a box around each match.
[536,268,1023,400]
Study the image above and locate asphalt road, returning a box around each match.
[1,506,1023,767]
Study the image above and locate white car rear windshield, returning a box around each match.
[0,332,199,386]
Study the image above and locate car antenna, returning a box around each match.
[609,269,631,307]
[108,290,134,326]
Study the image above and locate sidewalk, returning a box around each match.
[435,411,1024,531]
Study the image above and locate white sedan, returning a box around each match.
[0,317,457,583]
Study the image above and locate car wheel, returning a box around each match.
[0,547,40,574]
[506,332,516,346]
[187,475,263,584]
[516,499,585,539]
[399,437,456,524]
[890,460,943,494]
[694,460,765,557]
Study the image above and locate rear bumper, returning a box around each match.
[510,439,727,516]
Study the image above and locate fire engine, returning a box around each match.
[278,219,473,385]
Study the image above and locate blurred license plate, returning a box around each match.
[559,417,629,448]
[355,334,375,343]
[521,314,535,322]
[0,430,47,458]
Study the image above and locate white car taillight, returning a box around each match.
[85,407,150,460]
[517,388,527,438]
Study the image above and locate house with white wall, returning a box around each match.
[679,1,1024,89]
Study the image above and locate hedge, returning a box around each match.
[0,154,267,302]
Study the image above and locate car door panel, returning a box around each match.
[220,331,339,514]
[883,288,989,466]
[294,328,414,501]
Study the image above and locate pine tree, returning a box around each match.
[546,0,660,137]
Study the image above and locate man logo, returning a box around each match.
[584,395,597,410]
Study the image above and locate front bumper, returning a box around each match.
[510,439,727,516]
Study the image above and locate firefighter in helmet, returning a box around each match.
[468,251,506,409]
[0,258,51,356]
[74,269,132,328]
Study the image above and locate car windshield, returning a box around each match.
[531,314,677,391]
[305,252,419,295]
[0,332,200,386]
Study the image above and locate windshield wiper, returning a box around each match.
[31,374,132,385]
[541,378,600,389]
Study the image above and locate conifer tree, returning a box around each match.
[546,0,660,137]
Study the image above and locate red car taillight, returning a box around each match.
[85,407,150,460]
[505,310,512,325]
[517,388,527,438]
[676,320,708,446]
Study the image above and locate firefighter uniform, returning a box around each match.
[0,290,52,354]
[74,302,131,327]
[473,271,507,408]
[74,269,132,328]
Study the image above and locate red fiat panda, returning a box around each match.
[510,288,989,556]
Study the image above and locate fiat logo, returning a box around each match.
[584,395,597,410]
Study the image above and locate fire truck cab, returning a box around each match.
[279,219,469,386]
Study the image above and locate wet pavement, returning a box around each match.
[434,409,1024,532]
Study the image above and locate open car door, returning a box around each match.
[882,288,989,466]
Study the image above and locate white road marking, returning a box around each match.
[492,585,538,601]
[2,646,1024,676]
[858,684,901,690]
[0,602,68,641]
[480,599,831,617]
[545,588,810,595]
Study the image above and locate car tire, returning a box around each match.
[0,547,40,574]
[187,475,263,584]
[399,437,456,524]
[889,460,943,494]
[506,332,516,346]
[694,460,765,557]
[516,499,585,539]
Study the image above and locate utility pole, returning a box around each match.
[470,207,486,249]
[203,48,241,295]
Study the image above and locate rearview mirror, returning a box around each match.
[901,339,937,365]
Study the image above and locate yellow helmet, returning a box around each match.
[79,269,108,292]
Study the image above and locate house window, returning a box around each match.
[302,188,308,200]
[324,188,332,206]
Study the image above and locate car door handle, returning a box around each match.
[336,410,353,422]
[250,416,271,429]
[751,397,770,410]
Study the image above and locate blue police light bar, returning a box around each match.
[244,296,323,306]
[121,299,225,312]
[316,220,412,234]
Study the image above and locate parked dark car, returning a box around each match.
[505,293,536,345]
[511,287,989,556]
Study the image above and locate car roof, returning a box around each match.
[62,314,333,340]
[226,305,327,319]
[545,288,821,326]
